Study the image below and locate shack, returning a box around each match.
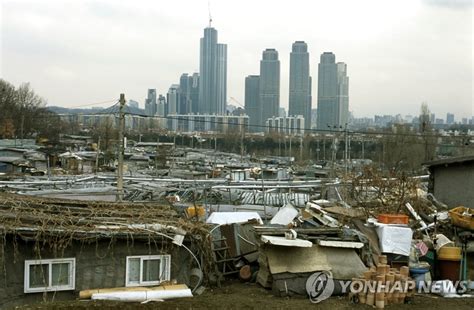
[0,194,210,308]
[0,157,30,175]
[424,155,474,209]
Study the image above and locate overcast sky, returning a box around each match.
[1,0,473,119]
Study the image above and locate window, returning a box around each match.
[24,258,75,293]
[125,255,170,287]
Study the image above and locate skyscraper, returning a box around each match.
[199,27,227,115]
[167,85,180,115]
[245,75,260,131]
[189,73,200,114]
[259,49,280,127]
[316,52,349,129]
[179,74,191,114]
[337,62,349,126]
[157,95,166,116]
[289,41,312,129]
[446,113,455,124]
[145,89,157,116]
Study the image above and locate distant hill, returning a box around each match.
[48,105,145,116]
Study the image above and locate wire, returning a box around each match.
[119,111,473,140]
[56,99,118,109]
[12,100,472,147]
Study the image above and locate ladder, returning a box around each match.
[211,236,239,286]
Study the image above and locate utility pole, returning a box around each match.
[316,139,320,161]
[323,137,326,160]
[331,135,337,178]
[20,115,24,146]
[299,135,303,161]
[344,123,348,174]
[117,93,125,202]
[289,135,292,158]
[278,135,281,157]
[240,126,244,160]
[95,137,101,175]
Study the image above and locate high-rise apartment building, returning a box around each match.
[189,73,200,114]
[337,62,349,127]
[157,95,166,117]
[289,41,312,129]
[446,113,455,124]
[259,49,280,128]
[245,75,260,131]
[145,89,157,116]
[199,27,227,115]
[167,85,180,115]
[316,52,349,129]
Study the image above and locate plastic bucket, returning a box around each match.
[410,266,430,288]
[438,247,461,261]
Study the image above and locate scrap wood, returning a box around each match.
[352,219,381,256]
[324,206,366,218]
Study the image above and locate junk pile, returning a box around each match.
[211,167,474,304]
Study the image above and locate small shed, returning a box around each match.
[0,194,210,308]
[424,155,474,209]
[0,157,30,174]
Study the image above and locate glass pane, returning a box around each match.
[52,263,70,286]
[128,258,140,283]
[161,256,170,281]
[29,264,49,288]
[142,259,160,282]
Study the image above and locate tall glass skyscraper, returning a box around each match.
[317,52,349,129]
[259,49,280,127]
[245,75,260,131]
[337,62,349,127]
[145,89,157,116]
[289,41,312,129]
[199,27,227,115]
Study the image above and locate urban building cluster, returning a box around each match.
[131,24,350,135]
[351,113,474,130]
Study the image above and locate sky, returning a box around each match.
[1,0,473,119]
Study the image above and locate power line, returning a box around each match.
[56,99,118,109]
[118,111,473,140]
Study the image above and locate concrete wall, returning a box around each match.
[432,162,474,209]
[0,237,193,308]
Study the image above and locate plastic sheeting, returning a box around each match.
[91,288,193,301]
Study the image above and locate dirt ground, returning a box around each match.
[15,280,474,310]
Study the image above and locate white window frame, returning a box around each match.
[125,255,170,287]
[24,258,76,293]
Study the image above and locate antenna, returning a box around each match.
[208,0,212,27]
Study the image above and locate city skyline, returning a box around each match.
[2,0,473,118]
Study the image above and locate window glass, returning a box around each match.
[29,264,49,288]
[52,262,70,286]
[127,258,140,283]
[142,258,160,282]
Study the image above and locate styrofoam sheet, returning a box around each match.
[206,212,263,225]
[376,224,413,256]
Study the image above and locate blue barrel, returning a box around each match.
[410,266,430,289]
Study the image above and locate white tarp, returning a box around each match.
[376,224,413,256]
[206,212,263,225]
